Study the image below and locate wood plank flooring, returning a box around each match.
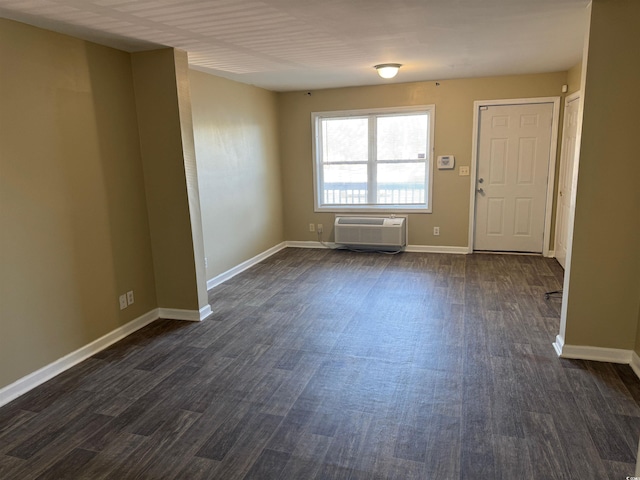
[1,248,639,479]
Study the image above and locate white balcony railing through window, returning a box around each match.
[323,182,425,205]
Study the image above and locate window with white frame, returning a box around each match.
[312,105,435,213]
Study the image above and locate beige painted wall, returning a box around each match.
[0,19,157,388]
[189,70,284,279]
[131,49,202,311]
[278,73,566,247]
[564,0,640,350]
[567,61,583,94]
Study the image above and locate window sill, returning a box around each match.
[315,206,432,214]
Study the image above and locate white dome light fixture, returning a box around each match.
[374,63,402,79]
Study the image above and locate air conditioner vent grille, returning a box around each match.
[334,216,406,249]
[337,217,385,225]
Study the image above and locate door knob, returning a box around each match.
[477,187,485,194]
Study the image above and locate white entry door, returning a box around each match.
[474,103,554,253]
[554,94,580,268]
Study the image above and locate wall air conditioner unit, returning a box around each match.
[334,217,406,250]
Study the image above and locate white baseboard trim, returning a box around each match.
[0,309,159,408]
[158,307,205,322]
[285,241,333,249]
[285,241,468,255]
[546,250,556,258]
[552,334,564,357]
[405,245,469,254]
[553,337,632,364]
[207,242,288,290]
[631,352,640,380]
[199,304,213,320]
[554,338,640,381]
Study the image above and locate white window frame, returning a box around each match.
[311,105,435,213]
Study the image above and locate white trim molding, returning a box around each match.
[0,302,218,407]
[0,309,159,408]
[631,352,640,380]
[553,335,633,364]
[552,334,565,357]
[207,242,287,290]
[157,307,211,322]
[286,241,334,249]
[199,304,213,320]
[405,245,469,254]
[552,90,581,267]
[285,241,468,255]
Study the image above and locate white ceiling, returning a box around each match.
[0,0,589,92]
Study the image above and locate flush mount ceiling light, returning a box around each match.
[374,63,402,79]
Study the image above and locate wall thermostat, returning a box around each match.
[437,155,455,169]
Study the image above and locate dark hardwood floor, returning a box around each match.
[1,248,639,479]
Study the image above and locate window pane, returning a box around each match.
[377,162,426,204]
[322,164,367,204]
[377,114,428,161]
[313,107,433,211]
[322,118,368,163]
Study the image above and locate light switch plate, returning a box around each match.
[459,166,470,176]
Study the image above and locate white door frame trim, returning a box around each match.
[467,96,561,256]
[553,91,582,267]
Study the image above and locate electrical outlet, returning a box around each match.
[127,290,134,306]
[309,223,315,232]
[317,224,323,234]
[204,257,208,268]
[119,294,127,310]
[433,226,440,236]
